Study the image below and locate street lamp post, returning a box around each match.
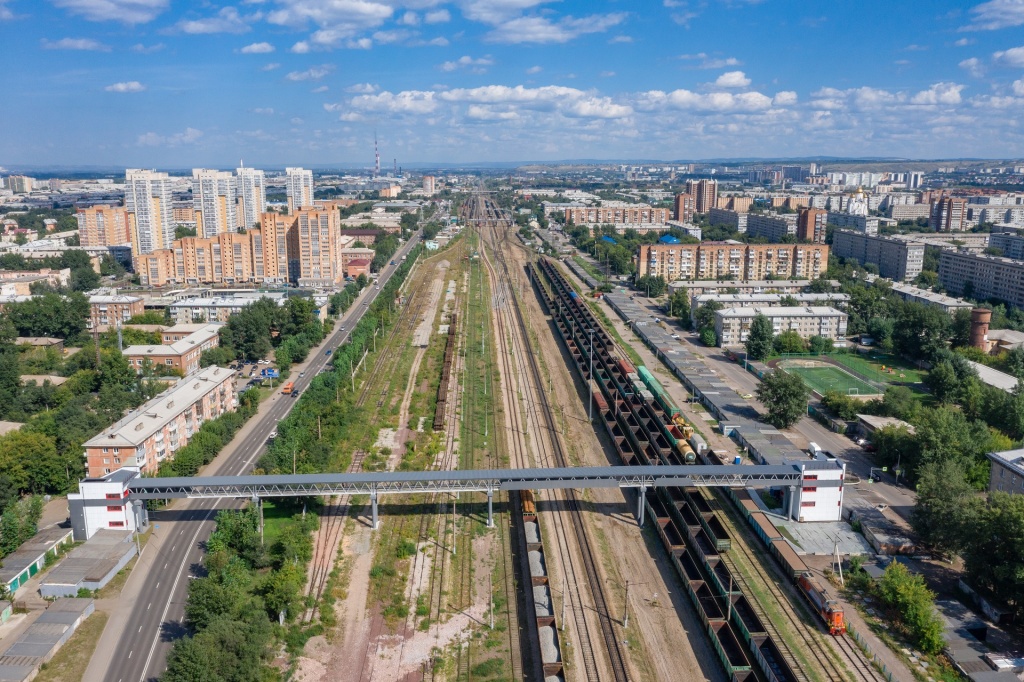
[587,328,595,421]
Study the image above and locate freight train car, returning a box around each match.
[797,572,846,635]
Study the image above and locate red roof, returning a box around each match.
[348,258,371,267]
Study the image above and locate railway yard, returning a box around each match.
[284,193,889,682]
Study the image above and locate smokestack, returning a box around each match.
[970,308,992,351]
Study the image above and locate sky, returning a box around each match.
[2,0,1024,168]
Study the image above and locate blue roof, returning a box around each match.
[600,235,617,244]
[659,235,681,244]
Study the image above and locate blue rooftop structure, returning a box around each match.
[659,235,681,244]
[600,235,617,244]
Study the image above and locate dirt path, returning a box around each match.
[511,246,727,682]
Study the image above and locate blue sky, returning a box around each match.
[2,0,1024,167]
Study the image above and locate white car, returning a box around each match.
[268,430,277,439]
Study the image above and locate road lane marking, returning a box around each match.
[147,603,152,610]
[128,651,133,659]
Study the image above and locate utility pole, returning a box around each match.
[623,580,630,629]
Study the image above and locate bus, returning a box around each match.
[281,381,295,395]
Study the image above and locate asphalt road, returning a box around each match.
[104,234,420,682]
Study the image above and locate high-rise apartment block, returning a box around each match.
[674,193,695,222]
[76,206,133,247]
[988,233,1024,260]
[285,167,314,214]
[832,229,924,282]
[422,175,436,195]
[6,175,33,193]
[192,169,237,238]
[746,213,798,242]
[294,209,343,287]
[939,251,1024,310]
[708,207,748,233]
[685,179,718,213]
[930,196,968,232]
[797,208,828,243]
[235,167,266,231]
[637,242,828,281]
[125,169,175,256]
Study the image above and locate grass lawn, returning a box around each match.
[830,352,926,385]
[262,499,304,548]
[34,611,109,682]
[783,363,879,397]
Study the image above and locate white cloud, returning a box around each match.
[680,53,741,69]
[485,13,627,43]
[993,45,1024,66]
[267,0,393,48]
[137,127,202,146]
[959,57,985,77]
[0,0,11,20]
[41,37,111,51]
[175,7,257,34]
[104,80,145,92]
[1014,79,1024,96]
[600,71,615,77]
[526,65,542,74]
[397,11,418,25]
[961,0,1024,31]
[290,41,309,53]
[910,82,964,105]
[441,55,494,73]
[350,90,438,114]
[251,107,275,114]
[290,117,303,124]
[466,105,519,121]
[425,9,450,23]
[241,41,275,53]
[131,42,165,53]
[773,91,798,106]
[286,64,334,81]
[439,84,633,118]
[345,83,378,93]
[648,88,774,112]
[51,0,168,23]
[262,62,281,71]
[609,35,633,43]
[371,29,411,45]
[714,70,751,88]
[311,85,328,93]
[955,37,975,46]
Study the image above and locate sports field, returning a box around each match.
[780,360,879,397]
[830,352,926,385]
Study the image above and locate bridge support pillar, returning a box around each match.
[788,486,797,521]
[486,487,494,528]
[252,494,263,545]
[370,491,379,530]
[637,486,647,527]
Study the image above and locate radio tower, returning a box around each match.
[374,132,380,177]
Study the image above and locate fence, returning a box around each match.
[846,622,897,682]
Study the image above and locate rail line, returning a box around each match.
[473,194,629,682]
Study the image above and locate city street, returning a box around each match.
[84,234,420,682]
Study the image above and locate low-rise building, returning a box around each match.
[340,247,375,273]
[346,258,372,278]
[0,267,70,289]
[338,229,383,245]
[987,449,1024,497]
[690,293,848,326]
[663,220,702,239]
[123,323,222,376]
[888,203,931,221]
[888,282,974,313]
[87,294,144,330]
[714,306,848,347]
[81,365,237,477]
[832,230,924,282]
[168,293,285,324]
[67,469,146,540]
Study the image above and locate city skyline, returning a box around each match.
[2,0,1024,166]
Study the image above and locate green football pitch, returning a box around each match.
[781,363,879,396]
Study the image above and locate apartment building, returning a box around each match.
[715,196,753,212]
[286,167,314,213]
[797,208,827,243]
[125,169,175,256]
[673,193,695,222]
[235,166,266,230]
[889,204,931,221]
[76,206,132,247]
[564,206,670,227]
[939,251,1024,309]
[827,212,879,235]
[637,242,828,281]
[192,169,237,238]
[930,196,968,232]
[714,306,848,347]
[122,323,222,376]
[422,175,436,195]
[690,292,849,326]
[81,366,236,477]
[889,281,974,314]
[832,229,924,282]
[987,449,1024,497]
[168,294,286,324]
[746,213,798,242]
[708,207,748,233]
[0,268,70,289]
[685,179,718,213]
[987,232,1024,260]
[5,175,32,193]
[340,246,376,274]
[294,209,344,287]
[87,295,144,330]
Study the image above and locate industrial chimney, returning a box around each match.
[970,308,992,351]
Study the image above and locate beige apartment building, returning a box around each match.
[716,196,754,212]
[714,306,848,347]
[637,243,828,281]
[565,206,670,227]
[685,179,718,213]
[938,251,1024,309]
[82,366,236,477]
[294,209,344,287]
[76,206,132,247]
[87,295,144,330]
[832,230,924,282]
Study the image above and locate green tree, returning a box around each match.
[756,368,809,428]
[950,307,973,348]
[699,327,717,347]
[877,562,945,654]
[964,493,1024,620]
[808,335,834,355]
[822,390,861,420]
[694,301,723,334]
[635,275,667,297]
[912,459,982,557]
[893,302,951,362]
[745,313,774,361]
[667,290,691,329]
[772,330,807,355]
[925,361,959,404]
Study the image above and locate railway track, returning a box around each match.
[473,194,629,682]
[710,490,886,682]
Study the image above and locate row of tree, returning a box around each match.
[0,250,103,292]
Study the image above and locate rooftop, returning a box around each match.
[88,295,142,304]
[857,414,916,434]
[82,366,233,449]
[988,448,1024,477]
[890,282,973,309]
[716,306,847,318]
[123,323,221,357]
[967,361,1018,393]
